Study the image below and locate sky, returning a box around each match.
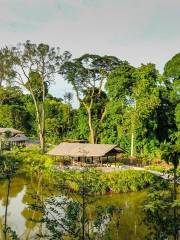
[0,0,180,102]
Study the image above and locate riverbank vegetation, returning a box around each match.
[1,147,158,194]
[1,147,179,239]
[143,178,180,239]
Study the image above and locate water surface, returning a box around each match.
[0,176,149,239]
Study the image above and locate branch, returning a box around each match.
[100,106,107,124]
[19,64,29,80]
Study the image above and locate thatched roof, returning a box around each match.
[7,134,29,142]
[48,142,125,157]
[0,128,23,135]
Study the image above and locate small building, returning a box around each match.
[6,134,29,146]
[0,128,29,149]
[48,142,126,167]
[0,128,23,137]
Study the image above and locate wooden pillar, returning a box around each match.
[115,154,117,167]
[107,155,109,167]
[101,157,102,167]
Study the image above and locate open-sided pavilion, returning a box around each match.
[48,142,126,167]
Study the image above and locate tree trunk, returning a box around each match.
[130,132,134,158]
[87,108,95,144]
[29,87,45,152]
[40,82,46,153]
[40,105,45,153]
[130,100,136,158]
[39,129,45,153]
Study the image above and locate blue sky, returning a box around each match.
[0,0,180,102]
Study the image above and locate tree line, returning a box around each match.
[0,41,179,158]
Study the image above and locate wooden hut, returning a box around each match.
[7,134,29,146]
[48,142,126,167]
[0,128,23,137]
[0,128,29,149]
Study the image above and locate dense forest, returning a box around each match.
[0,41,179,159]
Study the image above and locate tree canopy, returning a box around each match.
[0,42,179,160]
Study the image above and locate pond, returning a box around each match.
[0,176,149,240]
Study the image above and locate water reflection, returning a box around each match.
[0,176,149,240]
[0,187,26,235]
[0,176,44,239]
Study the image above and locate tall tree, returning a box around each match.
[130,64,160,157]
[106,63,160,157]
[61,54,120,143]
[1,41,71,152]
[104,61,136,147]
[163,53,180,142]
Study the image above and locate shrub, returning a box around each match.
[60,169,158,194]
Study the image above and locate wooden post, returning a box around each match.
[107,155,109,167]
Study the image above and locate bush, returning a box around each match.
[61,169,158,194]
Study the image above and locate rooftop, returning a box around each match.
[48,142,126,157]
[7,134,29,142]
[0,128,23,135]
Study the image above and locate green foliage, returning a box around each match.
[143,180,180,239]
[3,147,56,186]
[45,97,70,143]
[0,153,21,179]
[105,62,160,157]
[26,71,48,101]
[67,107,89,140]
[61,54,121,143]
[161,139,180,169]
[0,87,31,132]
[1,149,158,194]
[59,169,157,194]
[0,42,179,158]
